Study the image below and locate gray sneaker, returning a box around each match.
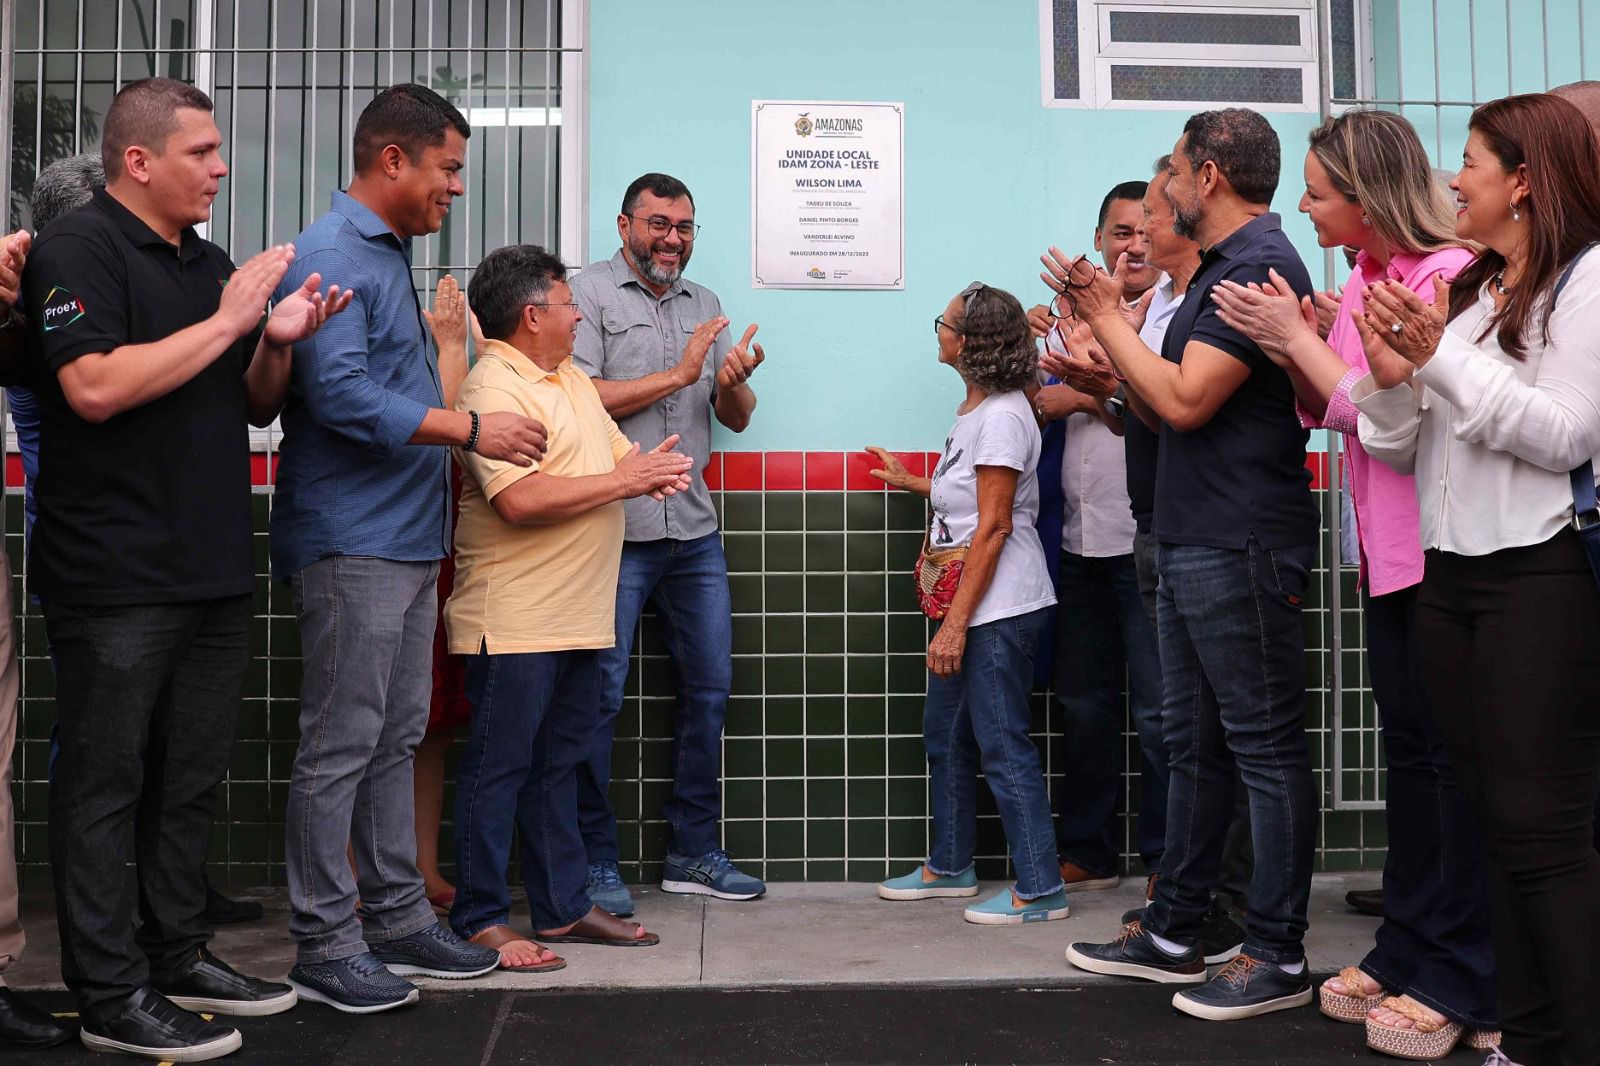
[287,952,418,1015]
[370,920,500,979]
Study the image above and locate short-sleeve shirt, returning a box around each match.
[928,390,1057,627]
[1152,213,1319,550]
[20,188,259,605]
[444,338,632,654]
[269,191,449,581]
[1124,277,1185,534]
[570,249,731,543]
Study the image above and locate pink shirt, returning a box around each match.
[1300,246,1475,596]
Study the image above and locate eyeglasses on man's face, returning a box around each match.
[628,214,700,240]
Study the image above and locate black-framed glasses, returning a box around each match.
[933,314,961,336]
[627,214,700,240]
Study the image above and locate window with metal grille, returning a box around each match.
[1040,0,1366,110]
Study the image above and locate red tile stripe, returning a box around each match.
[2,450,1332,491]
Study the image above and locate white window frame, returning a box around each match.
[1040,0,1323,112]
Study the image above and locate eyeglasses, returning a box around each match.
[627,214,700,240]
[531,301,579,310]
[933,314,961,335]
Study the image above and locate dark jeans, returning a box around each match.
[580,533,733,863]
[1052,551,1166,874]
[1359,585,1496,1028]
[1133,530,1252,905]
[451,650,597,934]
[1416,532,1600,1066]
[1144,540,1318,965]
[44,595,249,1022]
[924,607,1061,899]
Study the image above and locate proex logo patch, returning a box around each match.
[40,286,86,331]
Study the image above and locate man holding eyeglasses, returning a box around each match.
[571,172,767,914]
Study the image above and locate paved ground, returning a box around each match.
[8,874,1493,1064]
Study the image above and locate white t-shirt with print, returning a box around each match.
[927,390,1058,627]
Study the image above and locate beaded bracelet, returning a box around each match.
[464,409,481,453]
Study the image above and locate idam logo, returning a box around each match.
[40,286,85,331]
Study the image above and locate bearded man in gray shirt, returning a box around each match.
[571,172,767,913]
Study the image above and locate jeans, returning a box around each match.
[579,533,733,863]
[1415,532,1600,1066]
[1359,585,1496,1029]
[286,556,440,965]
[1051,551,1167,874]
[44,594,249,1022]
[924,607,1062,900]
[1144,539,1318,965]
[1132,531,1253,907]
[451,650,597,934]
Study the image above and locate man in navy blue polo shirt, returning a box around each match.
[272,84,547,1014]
[1058,109,1320,1022]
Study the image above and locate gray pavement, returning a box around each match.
[7,873,1382,993]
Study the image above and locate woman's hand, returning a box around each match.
[1313,287,1342,340]
[1352,307,1415,390]
[1360,275,1450,369]
[927,621,966,678]
[1212,268,1316,368]
[865,445,921,492]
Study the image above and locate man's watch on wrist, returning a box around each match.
[463,409,481,453]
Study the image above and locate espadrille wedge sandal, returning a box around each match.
[1365,996,1500,1060]
[1318,965,1385,1023]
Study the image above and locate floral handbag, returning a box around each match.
[914,531,969,620]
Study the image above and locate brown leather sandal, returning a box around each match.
[537,906,659,947]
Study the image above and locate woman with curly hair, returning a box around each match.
[866,282,1064,925]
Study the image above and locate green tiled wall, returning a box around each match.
[5,477,1388,887]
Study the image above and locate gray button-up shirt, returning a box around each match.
[571,249,732,542]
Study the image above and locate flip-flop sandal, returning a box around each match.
[537,910,660,948]
[469,928,568,973]
[1319,965,1385,1022]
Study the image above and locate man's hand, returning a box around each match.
[473,412,548,466]
[613,434,695,499]
[1041,246,1125,326]
[218,245,295,338]
[423,275,468,352]
[1033,383,1096,421]
[263,270,353,348]
[1313,288,1342,340]
[0,231,31,315]
[1026,303,1054,339]
[676,316,729,388]
[1039,319,1119,400]
[716,323,764,389]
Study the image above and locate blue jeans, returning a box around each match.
[451,650,597,934]
[1052,551,1167,874]
[285,556,440,965]
[924,607,1062,900]
[1360,585,1496,1028]
[579,533,733,863]
[1144,539,1318,964]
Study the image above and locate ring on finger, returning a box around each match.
[1389,322,1403,334]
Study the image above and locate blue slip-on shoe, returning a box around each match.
[962,886,1070,925]
[586,861,635,917]
[660,848,767,901]
[1171,954,1313,1021]
[287,952,419,1015]
[877,865,979,901]
[1065,919,1207,984]
[369,920,500,980]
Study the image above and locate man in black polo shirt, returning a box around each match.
[1057,109,1320,1022]
[21,77,349,1062]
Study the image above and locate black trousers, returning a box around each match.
[1416,531,1600,1066]
[44,595,250,1023]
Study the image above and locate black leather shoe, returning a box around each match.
[79,986,241,1061]
[203,884,264,926]
[0,986,74,1049]
[1345,888,1384,917]
[155,948,297,1017]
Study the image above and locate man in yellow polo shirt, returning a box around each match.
[445,245,695,967]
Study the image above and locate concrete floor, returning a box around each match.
[7,873,1383,994]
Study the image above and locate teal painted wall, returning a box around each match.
[584,0,1329,452]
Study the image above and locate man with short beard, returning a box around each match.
[571,172,768,913]
[1059,109,1320,1023]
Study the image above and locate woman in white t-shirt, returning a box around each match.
[866,282,1064,925]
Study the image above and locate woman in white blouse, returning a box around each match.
[1352,93,1600,1066]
